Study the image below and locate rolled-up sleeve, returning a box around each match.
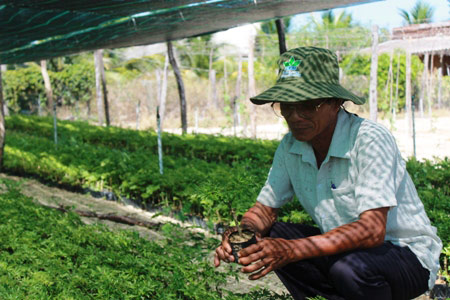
[257,135,294,208]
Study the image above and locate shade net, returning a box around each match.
[0,0,375,64]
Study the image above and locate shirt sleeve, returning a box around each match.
[354,122,401,215]
[257,135,294,208]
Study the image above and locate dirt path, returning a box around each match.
[0,173,289,297]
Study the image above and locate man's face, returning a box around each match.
[280,99,340,142]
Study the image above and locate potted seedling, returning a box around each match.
[228,209,257,263]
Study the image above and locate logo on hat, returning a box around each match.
[281,56,302,78]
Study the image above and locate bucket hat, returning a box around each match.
[250,47,365,105]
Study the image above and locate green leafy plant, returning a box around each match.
[0,178,293,299]
[3,115,449,273]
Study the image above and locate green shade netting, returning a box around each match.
[0,0,374,64]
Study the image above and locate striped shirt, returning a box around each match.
[257,109,442,289]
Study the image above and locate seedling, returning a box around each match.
[229,209,256,263]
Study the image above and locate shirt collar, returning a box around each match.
[288,109,351,161]
[327,109,351,159]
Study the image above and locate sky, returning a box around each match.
[213,0,449,52]
[290,0,450,31]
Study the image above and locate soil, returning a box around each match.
[229,230,255,243]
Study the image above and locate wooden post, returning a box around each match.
[40,60,53,113]
[167,41,187,135]
[94,50,104,126]
[145,79,153,118]
[156,106,163,175]
[158,53,169,129]
[412,95,416,158]
[94,49,110,126]
[53,100,58,145]
[437,53,443,109]
[209,69,217,108]
[194,107,199,134]
[0,66,5,169]
[100,53,110,127]
[223,56,228,96]
[405,50,412,138]
[136,99,141,130]
[248,33,257,139]
[369,25,379,122]
[419,53,429,118]
[209,47,218,108]
[427,52,434,120]
[275,19,287,54]
[386,51,393,119]
[233,53,242,136]
[394,53,400,122]
[388,51,394,125]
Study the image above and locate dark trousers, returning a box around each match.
[269,222,430,300]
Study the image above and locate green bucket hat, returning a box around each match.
[250,47,365,105]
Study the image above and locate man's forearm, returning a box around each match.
[290,207,388,261]
[241,202,278,237]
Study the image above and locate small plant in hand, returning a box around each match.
[228,210,257,263]
[229,229,257,263]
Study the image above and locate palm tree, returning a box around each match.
[303,9,361,50]
[260,16,292,34]
[398,0,435,25]
[311,10,354,31]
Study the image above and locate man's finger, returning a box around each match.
[241,259,266,273]
[249,265,272,280]
[214,253,220,267]
[223,241,232,254]
[216,246,233,263]
[238,249,264,266]
[238,242,262,258]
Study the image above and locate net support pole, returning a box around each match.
[0,65,5,169]
[369,25,379,122]
[53,101,58,146]
[412,96,416,158]
[275,19,287,54]
[157,106,163,175]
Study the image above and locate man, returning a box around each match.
[214,47,442,300]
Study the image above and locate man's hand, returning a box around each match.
[214,202,278,268]
[235,207,390,280]
[214,226,237,267]
[237,237,297,280]
[214,225,263,267]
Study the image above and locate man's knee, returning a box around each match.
[329,258,391,300]
[269,222,287,238]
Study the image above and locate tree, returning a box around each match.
[167,41,187,134]
[341,52,423,113]
[287,9,370,51]
[177,35,213,78]
[40,60,54,112]
[310,10,354,31]
[398,0,435,25]
[260,17,292,35]
[94,49,110,126]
